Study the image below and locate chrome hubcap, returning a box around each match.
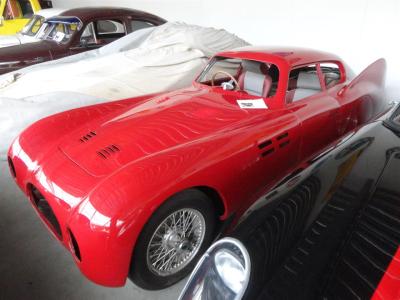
[146,208,206,276]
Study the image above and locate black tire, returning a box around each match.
[129,189,216,290]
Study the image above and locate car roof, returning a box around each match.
[58,7,163,23]
[218,46,343,68]
[36,8,68,18]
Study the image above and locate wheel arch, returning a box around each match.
[193,185,226,218]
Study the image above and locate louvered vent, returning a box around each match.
[97,145,120,159]
[258,132,290,158]
[258,139,274,157]
[79,131,97,143]
[277,132,290,148]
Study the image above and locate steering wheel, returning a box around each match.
[211,71,240,90]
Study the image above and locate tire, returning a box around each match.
[129,189,216,290]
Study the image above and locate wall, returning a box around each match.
[52,0,400,100]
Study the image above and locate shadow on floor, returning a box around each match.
[0,161,185,300]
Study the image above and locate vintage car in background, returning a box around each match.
[7,47,387,290]
[0,7,66,47]
[0,0,52,35]
[0,22,249,159]
[0,6,166,74]
[180,103,400,300]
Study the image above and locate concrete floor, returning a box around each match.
[0,161,186,300]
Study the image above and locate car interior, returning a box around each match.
[198,58,342,103]
[198,58,280,98]
[286,63,342,103]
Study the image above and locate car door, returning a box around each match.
[286,63,340,162]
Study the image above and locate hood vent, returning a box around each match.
[79,131,97,143]
[97,145,120,159]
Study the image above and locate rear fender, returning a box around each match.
[337,59,388,133]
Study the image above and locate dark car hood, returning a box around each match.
[0,40,56,62]
[59,87,268,177]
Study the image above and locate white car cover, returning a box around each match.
[0,22,249,159]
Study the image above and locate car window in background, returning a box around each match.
[131,20,154,31]
[21,15,45,36]
[81,22,96,45]
[42,21,80,44]
[95,19,125,40]
[96,20,125,34]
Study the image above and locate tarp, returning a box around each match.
[0,22,249,159]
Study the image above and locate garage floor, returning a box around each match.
[0,161,186,300]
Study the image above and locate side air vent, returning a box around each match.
[97,145,120,159]
[258,139,274,157]
[79,131,97,143]
[277,132,290,149]
[277,132,288,140]
[258,132,290,158]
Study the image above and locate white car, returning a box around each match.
[0,22,249,159]
[0,8,67,48]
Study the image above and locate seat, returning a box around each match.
[292,72,322,102]
[239,71,272,98]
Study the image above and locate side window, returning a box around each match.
[96,20,125,35]
[286,65,322,103]
[95,19,126,39]
[197,57,279,98]
[321,62,342,88]
[131,20,154,31]
[81,22,96,45]
[81,20,126,45]
[30,17,43,34]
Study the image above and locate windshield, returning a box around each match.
[21,15,45,36]
[197,57,280,98]
[37,18,82,44]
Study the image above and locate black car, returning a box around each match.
[180,102,400,300]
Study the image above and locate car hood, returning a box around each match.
[59,87,263,177]
[0,40,55,61]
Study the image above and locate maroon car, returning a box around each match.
[0,7,166,75]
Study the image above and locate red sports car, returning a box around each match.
[7,47,388,290]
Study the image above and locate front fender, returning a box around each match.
[70,132,263,286]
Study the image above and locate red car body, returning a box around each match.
[7,47,388,287]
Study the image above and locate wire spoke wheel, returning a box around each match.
[146,208,206,276]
